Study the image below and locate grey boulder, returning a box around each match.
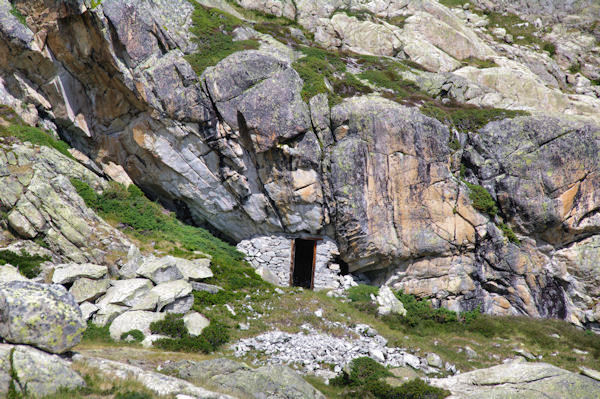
[0,281,85,353]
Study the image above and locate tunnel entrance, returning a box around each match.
[290,238,318,289]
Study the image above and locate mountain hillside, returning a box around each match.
[0,0,600,398]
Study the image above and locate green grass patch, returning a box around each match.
[292,46,347,104]
[0,106,72,159]
[482,9,550,48]
[421,102,528,133]
[184,3,259,76]
[347,284,379,303]
[150,313,230,353]
[462,57,498,69]
[0,250,50,279]
[331,357,450,399]
[464,182,498,217]
[9,5,26,25]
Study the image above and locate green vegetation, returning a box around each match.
[185,3,258,75]
[0,106,72,159]
[9,4,26,26]
[90,0,103,9]
[498,222,520,244]
[292,47,347,104]
[438,0,470,7]
[482,9,554,50]
[347,284,379,303]
[394,292,481,328]
[464,181,498,217]
[421,102,528,133]
[330,357,450,399]
[543,42,556,57]
[462,57,498,69]
[120,330,145,343]
[0,249,50,279]
[150,313,230,353]
[569,62,581,74]
[81,321,113,344]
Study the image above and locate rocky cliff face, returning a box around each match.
[1,0,600,329]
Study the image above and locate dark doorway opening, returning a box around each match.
[290,238,317,289]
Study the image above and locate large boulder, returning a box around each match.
[430,360,600,398]
[0,281,85,353]
[52,263,108,284]
[0,344,85,397]
[161,358,326,399]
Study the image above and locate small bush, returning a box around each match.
[82,321,113,343]
[347,284,379,303]
[543,42,556,57]
[465,182,498,217]
[462,57,498,69]
[332,357,449,399]
[9,4,26,25]
[120,329,145,343]
[151,314,230,353]
[569,62,581,74]
[498,222,520,244]
[0,250,49,279]
[150,313,187,338]
[421,102,528,133]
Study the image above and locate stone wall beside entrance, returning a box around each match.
[236,235,342,289]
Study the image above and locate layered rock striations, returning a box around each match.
[1,0,600,328]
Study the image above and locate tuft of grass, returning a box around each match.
[464,182,498,217]
[498,222,520,244]
[0,250,50,279]
[569,62,581,74]
[184,3,259,76]
[543,42,556,57]
[90,0,103,9]
[438,0,470,7]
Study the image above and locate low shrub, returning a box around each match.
[569,62,581,74]
[151,314,230,353]
[150,314,187,339]
[0,250,50,279]
[331,357,450,399]
[347,284,379,303]
[82,321,113,344]
[543,42,556,57]
[120,329,145,343]
[498,222,520,244]
[464,182,498,217]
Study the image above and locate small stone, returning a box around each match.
[580,366,600,381]
[314,309,323,318]
[369,348,385,363]
[426,353,443,369]
[376,286,406,316]
[573,348,589,355]
[514,348,536,360]
[239,323,250,331]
